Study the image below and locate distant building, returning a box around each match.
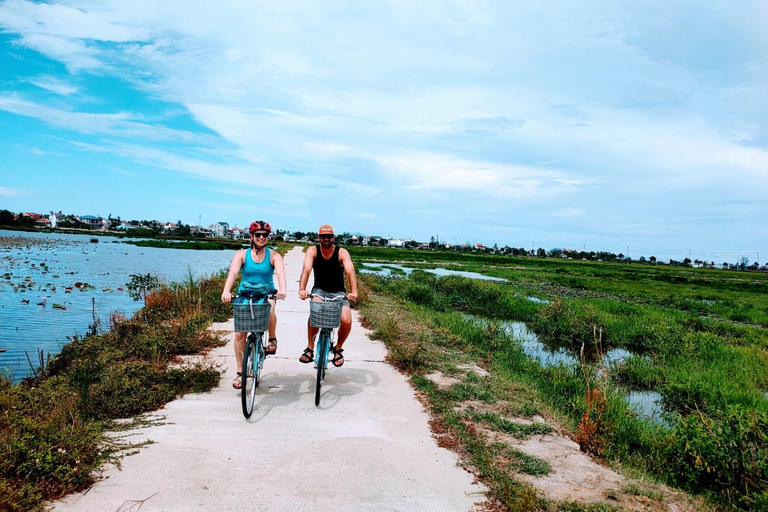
[208,222,229,237]
[77,215,103,230]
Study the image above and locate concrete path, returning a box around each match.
[51,246,486,512]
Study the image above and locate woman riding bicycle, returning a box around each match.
[221,220,286,389]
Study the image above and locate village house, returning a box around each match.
[208,222,229,238]
[77,215,105,230]
[161,222,177,233]
[230,227,246,239]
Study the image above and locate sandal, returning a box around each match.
[265,338,278,355]
[331,347,345,367]
[232,372,242,389]
[299,347,314,364]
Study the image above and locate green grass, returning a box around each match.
[354,246,768,510]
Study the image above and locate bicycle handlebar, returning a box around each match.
[231,292,282,301]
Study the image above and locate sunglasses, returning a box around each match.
[252,232,269,239]
[319,234,334,239]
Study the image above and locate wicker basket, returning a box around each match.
[309,300,343,328]
[233,300,271,333]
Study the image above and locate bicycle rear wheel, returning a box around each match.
[315,330,329,406]
[241,334,260,418]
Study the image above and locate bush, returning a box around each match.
[663,407,768,508]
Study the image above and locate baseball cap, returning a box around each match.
[318,224,334,235]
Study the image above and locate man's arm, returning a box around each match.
[339,248,358,301]
[298,246,316,300]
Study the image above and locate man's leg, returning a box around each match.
[332,305,352,366]
[336,305,352,349]
[300,315,320,363]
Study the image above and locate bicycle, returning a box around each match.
[232,291,277,418]
[308,293,346,406]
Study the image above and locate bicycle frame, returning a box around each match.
[232,292,277,418]
[308,293,345,406]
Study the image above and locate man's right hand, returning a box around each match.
[298,289,308,300]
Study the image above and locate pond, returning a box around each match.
[360,262,508,282]
[0,230,233,381]
[462,313,666,422]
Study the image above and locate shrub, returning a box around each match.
[663,407,768,509]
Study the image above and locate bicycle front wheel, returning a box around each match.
[241,334,260,418]
[315,330,329,407]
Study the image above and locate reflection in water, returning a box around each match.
[360,263,507,282]
[462,314,668,423]
[465,314,633,370]
[627,391,668,426]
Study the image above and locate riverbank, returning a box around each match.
[0,270,232,511]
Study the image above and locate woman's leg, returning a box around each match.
[233,331,246,387]
[266,299,278,354]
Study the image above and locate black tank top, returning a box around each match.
[313,245,345,292]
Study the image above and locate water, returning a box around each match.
[0,230,234,380]
[626,391,668,426]
[360,263,507,282]
[463,314,633,369]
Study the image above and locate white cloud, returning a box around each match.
[377,152,587,199]
[0,93,215,144]
[27,76,79,96]
[0,186,29,196]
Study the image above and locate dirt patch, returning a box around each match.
[475,425,707,511]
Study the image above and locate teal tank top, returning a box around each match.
[237,247,274,292]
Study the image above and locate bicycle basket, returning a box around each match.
[233,300,271,332]
[309,300,342,328]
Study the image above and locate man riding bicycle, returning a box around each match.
[298,224,358,367]
[221,220,286,389]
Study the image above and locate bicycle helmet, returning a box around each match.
[249,220,272,234]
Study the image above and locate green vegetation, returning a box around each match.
[354,247,767,510]
[0,272,231,512]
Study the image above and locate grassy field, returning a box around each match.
[350,246,768,510]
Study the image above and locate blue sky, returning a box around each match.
[0,0,766,263]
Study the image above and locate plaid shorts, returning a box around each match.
[311,287,349,308]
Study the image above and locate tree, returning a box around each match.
[650,256,656,264]
[738,257,750,270]
[0,209,15,226]
[683,258,692,267]
[536,247,546,257]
